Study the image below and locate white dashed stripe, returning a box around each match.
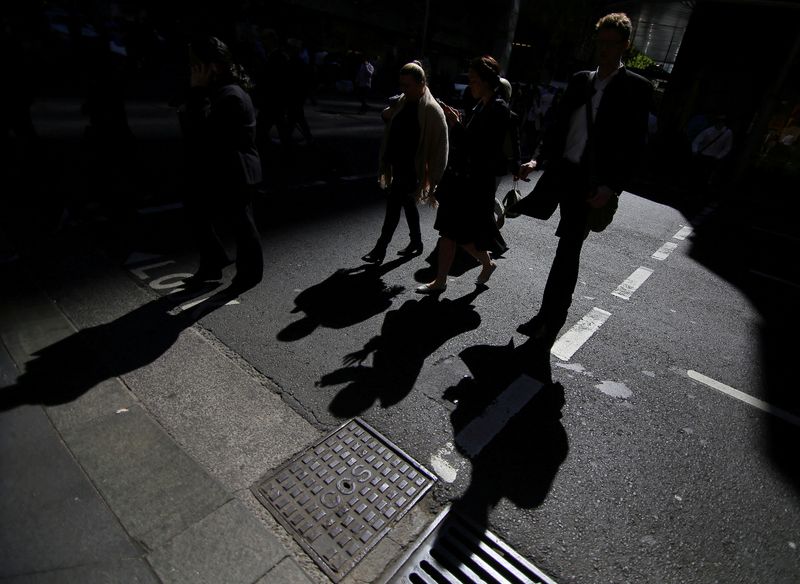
[551,308,611,361]
[652,242,678,261]
[455,375,544,457]
[688,370,800,427]
[180,297,240,311]
[673,226,693,240]
[612,267,653,300]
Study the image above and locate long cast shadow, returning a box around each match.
[0,283,239,411]
[276,257,413,342]
[686,168,800,493]
[320,288,485,418]
[443,337,569,531]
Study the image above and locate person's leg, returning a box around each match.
[230,197,263,288]
[398,193,422,254]
[462,243,497,284]
[418,236,455,291]
[536,232,585,332]
[185,195,229,279]
[365,186,403,261]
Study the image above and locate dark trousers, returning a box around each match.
[376,181,421,250]
[186,188,263,283]
[538,164,592,331]
[539,229,586,331]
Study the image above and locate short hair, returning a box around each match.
[469,55,500,88]
[595,12,632,43]
[399,61,426,85]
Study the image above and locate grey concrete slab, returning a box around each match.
[147,499,286,584]
[45,377,138,432]
[60,404,230,550]
[0,405,142,578]
[0,559,159,584]
[121,327,319,492]
[256,557,315,584]
[0,339,18,387]
[0,286,74,369]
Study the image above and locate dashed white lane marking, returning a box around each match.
[612,267,653,300]
[180,297,240,311]
[129,260,175,279]
[429,442,461,483]
[455,375,544,458]
[551,308,611,361]
[673,226,693,240]
[137,202,184,215]
[124,252,163,266]
[687,370,800,427]
[749,270,800,290]
[652,242,678,261]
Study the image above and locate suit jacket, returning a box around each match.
[179,83,262,191]
[538,67,653,194]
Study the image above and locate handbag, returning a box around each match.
[587,191,618,233]
[502,181,522,218]
[505,167,561,220]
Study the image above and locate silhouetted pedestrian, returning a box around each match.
[178,36,263,292]
[516,13,653,344]
[362,61,448,265]
[416,55,522,294]
[253,29,291,155]
[355,54,374,113]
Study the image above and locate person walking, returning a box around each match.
[515,12,653,344]
[691,114,733,188]
[178,36,264,292]
[416,55,522,293]
[355,54,375,113]
[362,61,449,264]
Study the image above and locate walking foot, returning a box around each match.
[415,282,447,295]
[475,262,497,285]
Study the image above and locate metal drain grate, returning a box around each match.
[382,505,558,584]
[252,418,437,582]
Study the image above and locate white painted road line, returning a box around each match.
[612,267,653,300]
[137,202,184,215]
[673,226,693,240]
[652,242,678,261]
[455,375,544,458]
[180,297,240,311]
[551,308,611,361]
[687,370,800,427]
[749,270,800,290]
[129,260,175,279]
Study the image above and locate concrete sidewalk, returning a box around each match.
[0,252,430,583]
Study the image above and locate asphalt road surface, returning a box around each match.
[19,97,800,583]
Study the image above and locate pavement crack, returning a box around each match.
[191,324,326,429]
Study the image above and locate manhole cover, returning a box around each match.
[252,418,437,582]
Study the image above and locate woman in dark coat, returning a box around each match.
[179,36,263,291]
[417,55,521,293]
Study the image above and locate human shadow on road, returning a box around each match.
[0,284,239,411]
[687,169,800,494]
[441,337,569,532]
[276,257,413,342]
[319,288,484,418]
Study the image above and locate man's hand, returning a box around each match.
[190,63,213,87]
[587,185,615,208]
[516,159,537,181]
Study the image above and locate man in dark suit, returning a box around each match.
[517,12,653,345]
